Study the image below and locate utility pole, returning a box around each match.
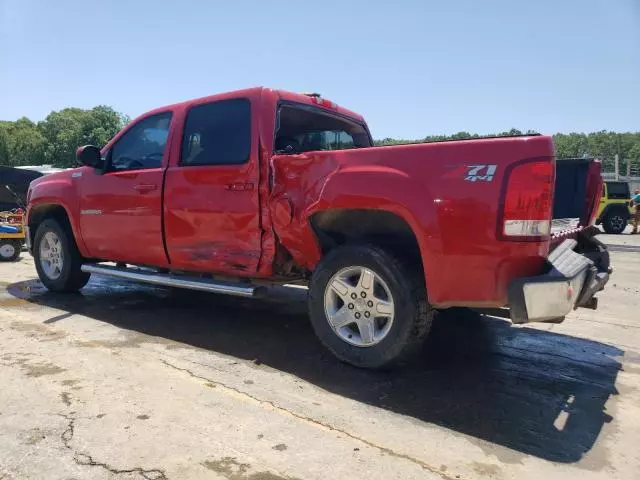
[614,154,619,180]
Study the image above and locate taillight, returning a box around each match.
[499,159,554,240]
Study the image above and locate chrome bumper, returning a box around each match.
[508,230,610,323]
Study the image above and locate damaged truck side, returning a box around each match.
[26,87,610,368]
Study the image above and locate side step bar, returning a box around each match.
[81,264,262,298]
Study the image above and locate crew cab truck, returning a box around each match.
[26,88,610,369]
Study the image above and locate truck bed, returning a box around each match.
[275,135,601,308]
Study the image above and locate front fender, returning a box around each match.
[27,171,87,256]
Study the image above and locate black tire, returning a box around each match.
[602,211,627,234]
[0,239,21,262]
[33,219,90,292]
[308,244,433,369]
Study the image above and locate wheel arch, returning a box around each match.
[269,157,440,297]
[309,208,427,288]
[599,203,631,221]
[28,203,86,255]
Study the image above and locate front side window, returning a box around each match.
[181,98,251,166]
[110,112,172,171]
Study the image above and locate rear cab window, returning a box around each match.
[275,104,371,154]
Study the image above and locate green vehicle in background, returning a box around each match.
[596,181,633,234]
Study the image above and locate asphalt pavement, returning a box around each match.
[0,232,639,480]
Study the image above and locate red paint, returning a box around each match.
[162,89,264,274]
[270,138,555,306]
[78,168,167,265]
[27,87,602,308]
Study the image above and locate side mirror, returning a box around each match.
[76,145,103,168]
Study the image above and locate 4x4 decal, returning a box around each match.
[465,164,497,182]
[443,164,498,182]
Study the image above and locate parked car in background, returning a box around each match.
[596,180,633,234]
[25,88,610,369]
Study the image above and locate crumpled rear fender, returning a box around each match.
[269,153,440,287]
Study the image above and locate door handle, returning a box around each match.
[134,184,158,193]
[225,183,254,191]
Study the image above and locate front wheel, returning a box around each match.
[33,219,90,292]
[308,244,433,369]
[0,239,21,262]
[602,211,627,234]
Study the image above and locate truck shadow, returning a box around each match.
[7,277,622,464]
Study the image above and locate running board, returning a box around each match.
[81,264,262,297]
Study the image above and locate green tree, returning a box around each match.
[2,105,639,176]
[0,123,10,165]
[0,118,46,166]
[38,106,128,167]
[553,132,588,159]
[499,128,523,136]
[626,143,640,176]
[450,131,473,140]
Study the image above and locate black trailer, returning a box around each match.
[0,166,43,211]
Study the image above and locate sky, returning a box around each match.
[0,0,639,139]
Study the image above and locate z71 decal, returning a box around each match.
[464,164,497,182]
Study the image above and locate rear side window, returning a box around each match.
[181,98,251,166]
[606,182,630,199]
[275,104,371,154]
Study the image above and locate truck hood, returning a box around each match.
[29,168,77,187]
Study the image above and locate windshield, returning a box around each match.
[275,104,371,154]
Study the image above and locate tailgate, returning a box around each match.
[552,158,603,238]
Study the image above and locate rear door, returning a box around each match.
[78,112,173,266]
[163,97,262,274]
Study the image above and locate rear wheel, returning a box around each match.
[602,211,627,234]
[33,219,90,292]
[308,244,433,369]
[0,239,21,262]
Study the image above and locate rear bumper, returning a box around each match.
[508,228,610,323]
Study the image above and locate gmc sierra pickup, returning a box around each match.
[26,87,610,368]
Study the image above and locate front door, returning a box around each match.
[78,112,173,266]
[163,97,262,275]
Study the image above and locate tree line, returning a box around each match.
[377,130,640,174]
[1,105,638,174]
[0,106,128,168]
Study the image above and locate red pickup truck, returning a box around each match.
[26,87,610,368]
